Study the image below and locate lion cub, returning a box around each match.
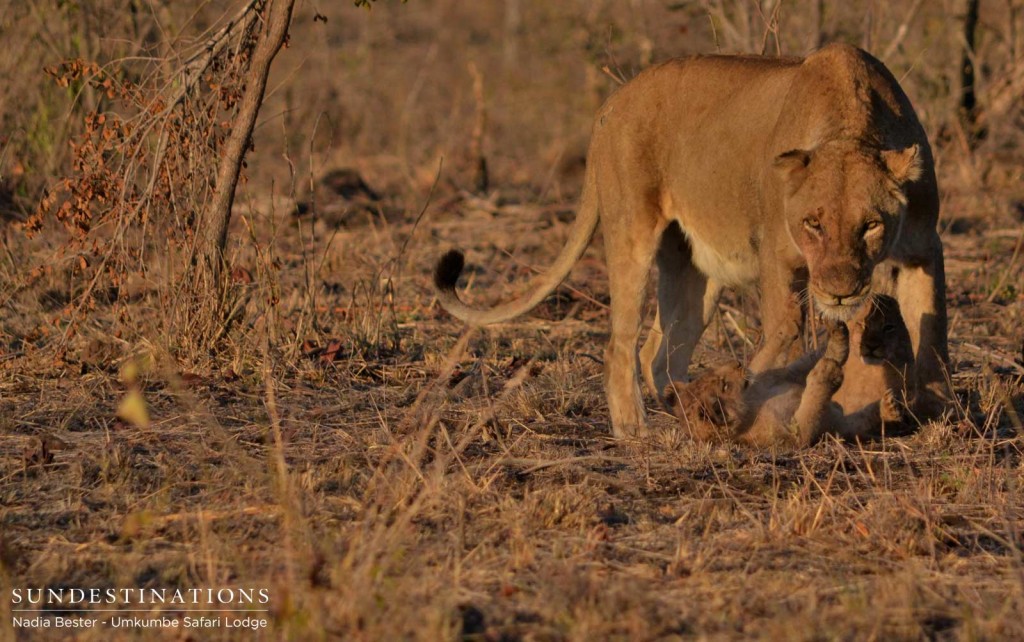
[665,296,911,448]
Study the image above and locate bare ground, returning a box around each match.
[2,2,1024,640]
[2,175,1024,640]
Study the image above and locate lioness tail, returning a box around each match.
[432,164,600,325]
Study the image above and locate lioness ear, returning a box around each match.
[882,144,922,184]
[773,149,812,192]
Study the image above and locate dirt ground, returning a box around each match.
[2,1,1024,640]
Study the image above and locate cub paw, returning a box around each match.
[880,390,906,424]
[823,320,850,365]
[815,358,845,391]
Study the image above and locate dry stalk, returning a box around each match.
[262,323,299,596]
[468,61,489,194]
[881,0,925,61]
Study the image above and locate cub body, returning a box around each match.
[666,296,911,447]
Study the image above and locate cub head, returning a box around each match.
[774,142,922,321]
[850,294,913,365]
[663,363,749,440]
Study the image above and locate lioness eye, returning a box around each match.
[803,217,821,232]
[864,220,882,233]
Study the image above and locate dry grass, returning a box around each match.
[2,1,1024,640]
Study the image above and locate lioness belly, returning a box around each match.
[657,175,762,289]
[681,226,759,288]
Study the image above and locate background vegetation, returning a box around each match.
[2,0,1023,639]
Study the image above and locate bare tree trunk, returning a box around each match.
[810,0,826,51]
[861,0,875,51]
[503,0,521,70]
[203,0,295,273]
[959,0,982,144]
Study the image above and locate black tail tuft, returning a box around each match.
[434,250,465,291]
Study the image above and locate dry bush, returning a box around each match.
[5,2,300,371]
[0,1,137,216]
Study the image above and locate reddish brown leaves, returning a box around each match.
[300,338,347,365]
[320,340,345,364]
[231,266,254,284]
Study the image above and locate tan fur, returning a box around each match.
[833,295,914,435]
[434,44,949,438]
[665,321,848,448]
[666,298,912,448]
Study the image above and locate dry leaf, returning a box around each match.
[117,389,150,428]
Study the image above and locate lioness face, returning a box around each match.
[775,144,921,320]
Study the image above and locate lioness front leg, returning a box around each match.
[894,238,951,419]
[750,259,806,374]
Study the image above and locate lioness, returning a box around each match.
[663,296,912,448]
[434,44,948,438]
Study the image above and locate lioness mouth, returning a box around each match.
[815,296,868,321]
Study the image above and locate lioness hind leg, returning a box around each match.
[640,223,721,401]
[604,221,660,439]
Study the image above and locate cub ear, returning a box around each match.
[731,363,752,389]
[663,382,684,410]
[881,144,922,185]
[773,149,812,193]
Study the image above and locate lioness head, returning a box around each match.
[774,141,922,320]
